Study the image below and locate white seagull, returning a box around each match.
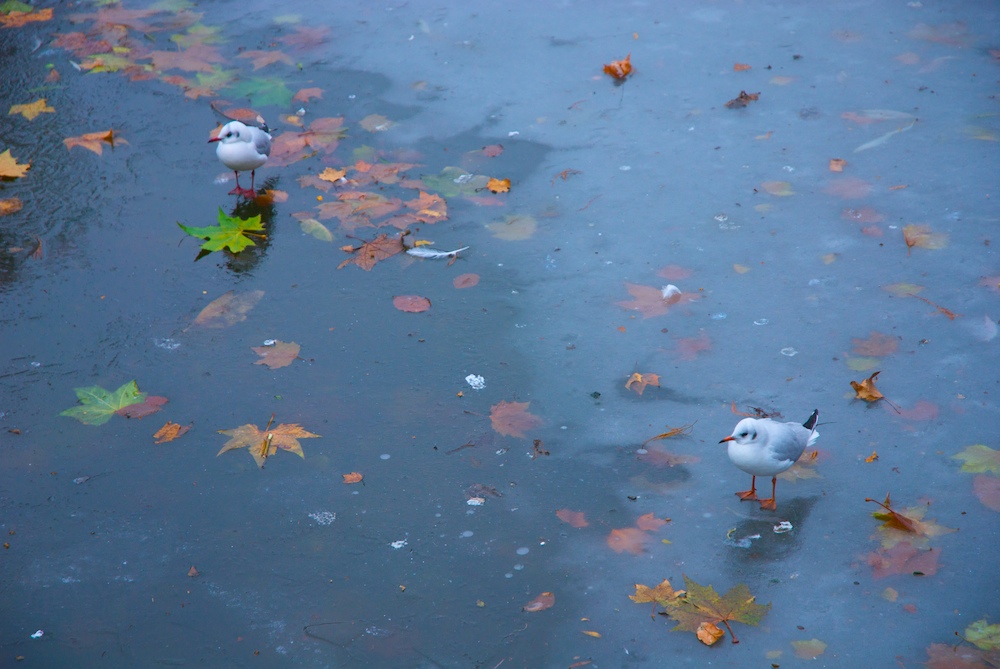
[209,121,272,198]
[719,409,819,511]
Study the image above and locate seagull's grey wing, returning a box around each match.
[769,421,815,463]
[252,128,272,157]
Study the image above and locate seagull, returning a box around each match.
[719,409,819,511]
[209,120,271,198]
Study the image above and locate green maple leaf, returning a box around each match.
[953,444,1000,475]
[178,207,264,254]
[966,619,1000,651]
[232,76,293,107]
[663,575,770,644]
[195,66,237,91]
[1,1,35,13]
[60,380,145,426]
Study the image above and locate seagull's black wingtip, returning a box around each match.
[802,409,819,430]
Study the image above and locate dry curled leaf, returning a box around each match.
[522,592,555,612]
[603,53,632,79]
[490,400,543,438]
[725,90,760,108]
[153,421,191,444]
[342,472,363,484]
[625,372,660,396]
[851,371,885,402]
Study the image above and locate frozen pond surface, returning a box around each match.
[1,1,999,666]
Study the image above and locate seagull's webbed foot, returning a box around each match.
[736,489,759,501]
[758,498,777,511]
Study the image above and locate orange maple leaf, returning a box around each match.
[489,400,543,438]
[292,87,324,103]
[148,44,225,73]
[635,512,670,532]
[903,224,948,255]
[342,472,363,484]
[336,233,405,271]
[607,527,647,554]
[0,149,30,178]
[63,129,126,156]
[238,49,294,70]
[217,421,319,468]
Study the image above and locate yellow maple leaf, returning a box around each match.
[217,422,320,468]
[0,149,30,179]
[487,177,511,193]
[63,129,128,156]
[318,167,346,183]
[9,98,55,121]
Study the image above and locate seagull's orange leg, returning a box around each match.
[758,476,778,511]
[735,476,759,501]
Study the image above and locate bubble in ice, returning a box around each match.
[780,348,798,357]
[516,547,530,556]
[711,313,727,320]
[460,530,474,538]
[154,338,180,350]
[754,318,769,326]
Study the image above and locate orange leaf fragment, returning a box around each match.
[733,63,752,71]
[63,129,126,156]
[625,372,660,396]
[603,53,633,80]
[829,158,846,172]
[725,90,760,108]
[851,371,885,402]
[292,87,324,103]
[453,273,480,289]
[522,592,555,612]
[865,451,879,463]
[635,512,670,532]
[555,509,589,528]
[0,197,23,216]
[697,622,725,646]
[153,421,191,444]
[9,98,55,121]
[0,7,53,28]
[866,542,939,578]
[337,233,405,271]
[490,400,543,438]
[342,472,363,484]
[392,295,431,313]
[251,341,301,369]
[606,527,647,555]
[187,565,199,577]
[486,177,510,193]
[0,149,30,178]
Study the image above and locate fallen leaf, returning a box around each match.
[342,472,363,484]
[656,265,693,280]
[153,421,191,444]
[251,341,300,369]
[842,206,885,224]
[337,233,405,271]
[635,512,670,532]
[630,579,685,607]
[453,273,479,289]
[896,400,940,421]
[59,380,146,426]
[883,282,923,297]
[292,87,323,103]
[733,63,752,71]
[481,144,503,157]
[903,224,948,255]
[487,214,537,241]
[318,167,347,183]
[638,446,699,467]
[178,208,265,254]
[582,630,601,638]
[360,114,393,132]
[625,372,660,396]
[486,177,510,193]
[829,158,846,172]
[852,332,899,356]
[641,422,695,446]
[0,6,53,28]
[761,181,793,196]
[9,98,55,121]
[556,509,589,528]
[603,53,632,79]
[490,400,543,438]
[881,587,899,602]
[867,494,956,548]
[189,290,264,329]
[522,592,555,612]
[299,218,333,241]
[965,619,1000,651]
[697,622,725,646]
[616,283,693,318]
[187,566,199,577]
[777,449,822,482]
[116,395,168,419]
[63,129,126,155]
[0,149,30,178]
[825,177,872,199]
[393,295,431,313]
[663,576,771,645]
[238,49,294,70]
[217,421,319,468]
[792,639,828,659]
[0,197,23,216]
[866,541,940,578]
[865,451,879,463]
[725,90,760,108]
[973,475,1000,512]
[607,527,648,555]
[924,643,993,669]
[851,371,885,402]
[952,444,1000,474]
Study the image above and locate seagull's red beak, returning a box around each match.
[208,136,221,143]
[719,436,735,443]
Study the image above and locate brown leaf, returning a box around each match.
[697,622,725,646]
[555,509,589,528]
[63,129,126,156]
[187,565,199,577]
[115,396,168,419]
[188,290,264,329]
[635,512,670,532]
[342,472,363,484]
[792,639,828,659]
[489,400,543,438]
[603,53,632,79]
[337,233,404,271]
[606,527,648,555]
[865,451,879,463]
[630,579,685,607]
[0,7,53,28]
[392,295,431,313]
[486,177,510,193]
[852,332,899,356]
[851,371,885,402]
[625,372,660,396]
[453,273,480,289]
[825,177,872,199]
[725,90,760,108]
[842,206,885,224]
[867,494,956,548]
[251,341,301,369]
[903,224,948,255]
[217,422,319,468]
[153,421,191,444]
[866,541,940,578]
[973,475,1000,512]
[733,63,752,71]
[149,44,225,73]
[522,592,555,612]
[292,87,324,103]
[0,197,23,216]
